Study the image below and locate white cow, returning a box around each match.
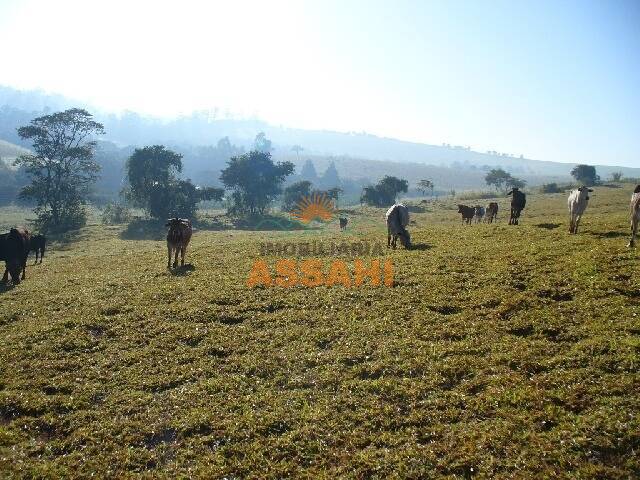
[628,185,640,248]
[568,186,593,234]
[385,204,411,249]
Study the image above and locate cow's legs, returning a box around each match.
[173,248,179,269]
[180,247,186,266]
[574,215,581,234]
[387,233,391,248]
[1,266,7,283]
[629,217,637,247]
[167,246,173,268]
[21,255,27,279]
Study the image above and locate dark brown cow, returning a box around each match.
[1,227,31,284]
[507,188,526,225]
[485,202,498,223]
[166,218,193,269]
[339,217,348,231]
[457,205,475,225]
[30,234,46,264]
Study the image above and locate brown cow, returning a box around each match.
[166,218,193,269]
[1,227,31,284]
[485,202,498,223]
[457,205,475,225]
[30,234,46,264]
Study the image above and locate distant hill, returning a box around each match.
[0,139,29,164]
[1,85,638,188]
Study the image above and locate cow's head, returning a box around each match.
[634,185,640,194]
[398,229,411,249]
[457,205,466,213]
[578,186,593,200]
[165,217,181,228]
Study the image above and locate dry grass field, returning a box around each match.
[0,185,638,478]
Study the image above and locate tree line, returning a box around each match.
[7,108,617,233]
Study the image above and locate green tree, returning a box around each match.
[506,175,527,190]
[361,176,408,207]
[253,132,273,153]
[300,159,318,183]
[319,161,340,189]
[282,180,312,211]
[220,150,294,215]
[570,164,599,186]
[15,108,105,232]
[418,179,434,197]
[485,168,512,193]
[125,145,222,219]
[291,144,304,161]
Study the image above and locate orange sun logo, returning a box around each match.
[291,192,336,224]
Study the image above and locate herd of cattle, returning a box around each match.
[1,185,639,284]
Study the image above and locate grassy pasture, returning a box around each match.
[0,186,638,478]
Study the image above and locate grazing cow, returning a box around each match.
[166,218,193,269]
[567,186,593,234]
[339,217,348,231]
[507,188,526,225]
[1,227,31,284]
[386,204,411,249]
[474,206,485,223]
[628,185,640,248]
[30,234,46,263]
[457,205,475,225]
[486,202,499,223]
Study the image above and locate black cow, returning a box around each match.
[507,188,526,225]
[30,234,46,264]
[457,205,475,225]
[1,227,31,284]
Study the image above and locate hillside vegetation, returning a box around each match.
[0,185,638,478]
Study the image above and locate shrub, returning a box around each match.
[540,183,561,194]
[35,203,87,234]
[101,203,132,225]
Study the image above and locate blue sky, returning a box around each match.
[0,0,638,167]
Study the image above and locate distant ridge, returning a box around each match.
[1,85,638,183]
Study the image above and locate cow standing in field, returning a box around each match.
[0,227,31,284]
[339,217,348,231]
[474,206,485,223]
[457,205,475,225]
[567,186,593,234]
[486,202,498,223]
[628,185,640,248]
[30,234,46,263]
[386,204,411,249]
[507,188,526,225]
[166,218,193,269]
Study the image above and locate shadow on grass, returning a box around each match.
[45,228,87,250]
[120,219,166,241]
[0,282,16,294]
[169,264,196,276]
[409,243,433,251]
[590,231,628,239]
[232,215,318,232]
[535,223,562,230]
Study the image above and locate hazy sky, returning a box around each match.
[0,0,639,167]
